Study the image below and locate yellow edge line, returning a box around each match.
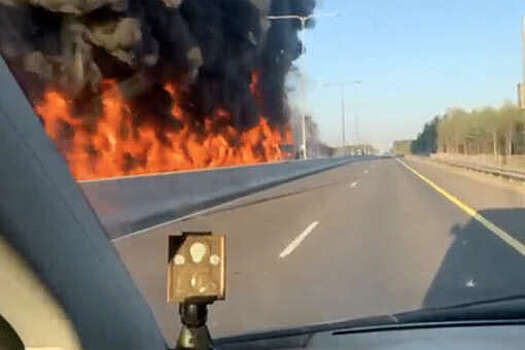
[396,158,525,257]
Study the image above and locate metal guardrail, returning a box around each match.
[429,157,525,182]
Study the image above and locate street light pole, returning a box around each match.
[324,80,362,151]
[341,85,346,147]
[299,72,308,160]
[301,113,307,159]
[520,16,525,110]
[266,14,310,160]
[267,12,339,29]
[267,12,340,159]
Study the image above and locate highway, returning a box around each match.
[112,156,525,346]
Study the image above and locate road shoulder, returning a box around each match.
[406,155,525,196]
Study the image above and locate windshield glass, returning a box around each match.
[3,0,525,346]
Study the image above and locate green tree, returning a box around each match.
[431,103,524,159]
[411,116,440,154]
[499,103,523,158]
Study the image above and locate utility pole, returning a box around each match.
[324,80,362,151]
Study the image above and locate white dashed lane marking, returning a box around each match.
[279,221,320,259]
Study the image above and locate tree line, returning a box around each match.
[410,103,525,158]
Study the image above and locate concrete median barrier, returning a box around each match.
[81,156,372,239]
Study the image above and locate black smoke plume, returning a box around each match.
[0,0,316,131]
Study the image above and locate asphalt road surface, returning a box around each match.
[112,156,525,346]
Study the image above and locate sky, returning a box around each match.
[290,0,525,151]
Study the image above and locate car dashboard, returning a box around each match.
[216,323,525,349]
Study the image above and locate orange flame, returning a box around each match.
[35,80,294,180]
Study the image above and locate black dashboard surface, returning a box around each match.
[217,324,525,349]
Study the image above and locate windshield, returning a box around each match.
[2,0,525,346]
